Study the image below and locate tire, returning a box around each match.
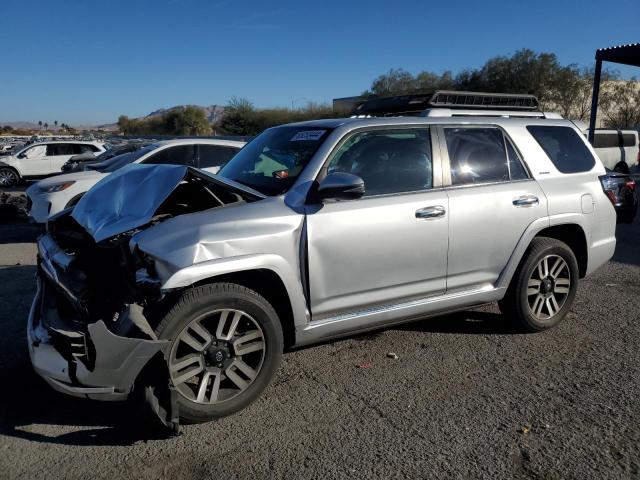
[613,162,630,174]
[155,282,283,424]
[499,237,579,332]
[0,167,19,187]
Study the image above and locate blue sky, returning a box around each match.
[1,0,638,125]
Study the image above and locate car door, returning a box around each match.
[197,144,240,174]
[305,127,449,320]
[141,144,196,166]
[16,144,49,176]
[47,143,77,173]
[439,125,548,291]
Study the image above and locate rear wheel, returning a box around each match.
[499,237,579,332]
[0,168,19,187]
[155,283,283,424]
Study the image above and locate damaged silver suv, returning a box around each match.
[29,92,617,427]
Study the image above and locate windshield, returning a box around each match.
[89,144,159,173]
[218,126,332,195]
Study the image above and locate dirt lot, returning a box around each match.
[0,190,639,480]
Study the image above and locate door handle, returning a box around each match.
[512,195,539,207]
[415,205,446,219]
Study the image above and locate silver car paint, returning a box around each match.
[133,116,615,344]
[30,115,617,398]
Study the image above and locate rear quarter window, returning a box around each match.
[526,126,596,174]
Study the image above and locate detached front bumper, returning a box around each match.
[28,236,168,401]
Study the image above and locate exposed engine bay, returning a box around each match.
[33,165,260,433]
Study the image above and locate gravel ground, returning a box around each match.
[0,195,638,479]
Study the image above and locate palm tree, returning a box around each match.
[38,121,43,131]
[44,122,48,131]
[54,120,58,130]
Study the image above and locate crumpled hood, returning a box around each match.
[71,163,263,243]
[72,164,188,242]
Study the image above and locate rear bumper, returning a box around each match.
[586,236,616,276]
[28,273,167,401]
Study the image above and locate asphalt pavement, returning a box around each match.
[0,194,638,479]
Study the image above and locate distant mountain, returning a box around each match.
[1,104,226,132]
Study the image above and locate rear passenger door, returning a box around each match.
[47,143,76,172]
[438,125,547,291]
[197,144,239,173]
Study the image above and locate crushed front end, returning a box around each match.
[28,219,168,401]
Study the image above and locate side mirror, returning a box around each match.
[316,172,365,201]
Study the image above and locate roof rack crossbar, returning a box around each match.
[351,90,541,116]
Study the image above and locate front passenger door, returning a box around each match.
[305,127,449,320]
[17,144,49,176]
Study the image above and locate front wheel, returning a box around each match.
[499,237,579,332]
[155,283,283,423]
[0,168,19,187]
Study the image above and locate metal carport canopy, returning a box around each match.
[588,43,640,144]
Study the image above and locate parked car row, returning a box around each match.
[26,138,245,222]
[26,91,622,431]
[0,140,105,186]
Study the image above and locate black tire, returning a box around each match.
[0,167,19,187]
[613,162,630,174]
[155,282,283,424]
[499,237,579,332]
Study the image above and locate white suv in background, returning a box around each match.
[0,141,105,186]
[26,138,245,223]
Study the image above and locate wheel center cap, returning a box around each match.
[541,278,554,295]
[206,345,230,365]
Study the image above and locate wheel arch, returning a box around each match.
[65,192,85,209]
[497,219,588,289]
[170,268,299,349]
[533,224,588,278]
[0,163,22,182]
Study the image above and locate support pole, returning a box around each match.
[588,59,602,145]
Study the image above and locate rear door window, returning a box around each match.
[443,127,528,185]
[143,145,196,166]
[47,144,75,156]
[527,126,596,173]
[198,145,239,169]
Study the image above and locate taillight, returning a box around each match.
[626,180,636,191]
[599,175,619,205]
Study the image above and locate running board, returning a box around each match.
[295,286,506,346]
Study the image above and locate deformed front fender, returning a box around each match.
[160,253,310,328]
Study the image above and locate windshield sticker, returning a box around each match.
[290,130,326,142]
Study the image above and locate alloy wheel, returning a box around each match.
[169,309,266,405]
[0,170,17,187]
[527,254,571,320]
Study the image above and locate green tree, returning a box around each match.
[600,79,640,128]
[172,106,212,135]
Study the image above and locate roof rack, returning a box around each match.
[350,91,545,117]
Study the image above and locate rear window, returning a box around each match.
[527,126,596,174]
[593,133,620,149]
[622,133,637,147]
